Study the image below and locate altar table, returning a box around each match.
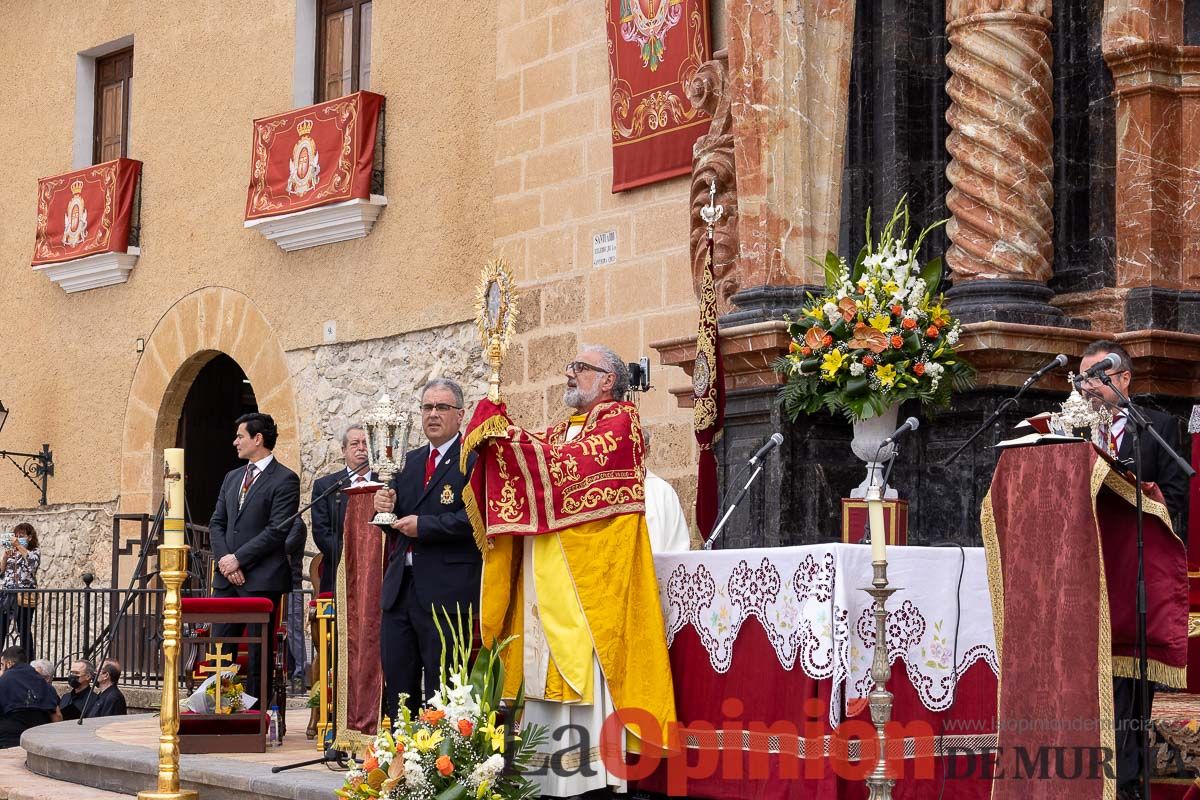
[637,543,999,799]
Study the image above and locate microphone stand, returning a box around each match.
[945,366,1057,465]
[1092,376,1194,800]
[703,460,767,550]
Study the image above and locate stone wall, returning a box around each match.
[0,501,117,589]
[286,321,489,502]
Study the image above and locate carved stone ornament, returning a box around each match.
[688,53,739,315]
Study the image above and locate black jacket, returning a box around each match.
[310,468,375,594]
[285,517,307,592]
[58,687,93,721]
[84,684,127,718]
[381,437,481,620]
[208,457,301,594]
[1116,407,1190,537]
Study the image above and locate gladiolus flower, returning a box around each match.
[890,335,903,349]
[436,755,455,777]
[901,317,917,330]
[925,326,939,339]
[458,719,474,737]
[862,356,875,368]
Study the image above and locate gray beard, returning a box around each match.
[564,385,600,409]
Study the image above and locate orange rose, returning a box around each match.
[913,363,926,376]
[457,719,474,737]
[890,304,903,316]
[801,346,812,356]
[890,335,903,349]
[901,317,917,330]
[822,335,833,348]
[862,356,875,368]
[436,755,454,777]
[925,326,939,339]
[420,709,446,725]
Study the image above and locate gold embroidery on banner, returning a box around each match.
[1090,457,1118,800]
[694,235,719,434]
[1190,612,1200,638]
[34,163,118,262]
[548,453,580,487]
[489,452,526,523]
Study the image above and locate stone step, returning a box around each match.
[0,748,130,799]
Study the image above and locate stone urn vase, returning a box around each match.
[849,402,900,498]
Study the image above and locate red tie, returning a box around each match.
[425,447,438,486]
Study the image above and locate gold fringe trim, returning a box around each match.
[464,479,487,553]
[459,413,509,474]
[1089,457,1118,800]
[979,491,1004,666]
[1111,656,1188,689]
[1100,464,1178,539]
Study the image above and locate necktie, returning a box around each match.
[424,447,439,487]
[238,464,258,510]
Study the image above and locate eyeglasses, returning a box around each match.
[1074,370,1129,388]
[565,361,611,376]
[420,403,462,414]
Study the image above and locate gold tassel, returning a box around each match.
[1112,656,1188,689]
[459,414,509,474]
[463,481,487,553]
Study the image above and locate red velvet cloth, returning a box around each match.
[182,597,274,615]
[635,615,996,799]
[32,158,141,265]
[340,487,384,735]
[244,91,384,220]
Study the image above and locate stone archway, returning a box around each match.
[118,286,300,515]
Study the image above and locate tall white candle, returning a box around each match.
[867,486,886,562]
[163,448,186,547]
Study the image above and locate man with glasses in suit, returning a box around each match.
[373,379,480,721]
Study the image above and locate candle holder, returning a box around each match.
[138,545,196,800]
[862,559,899,800]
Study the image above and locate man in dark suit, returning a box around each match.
[1079,340,1190,800]
[373,378,480,720]
[208,412,301,689]
[310,424,373,594]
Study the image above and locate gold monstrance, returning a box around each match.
[475,257,518,403]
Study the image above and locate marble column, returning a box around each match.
[722,0,857,324]
[942,0,1077,326]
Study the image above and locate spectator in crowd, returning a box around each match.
[0,523,41,659]
[0,646,59,747]
[84,659,127,718]
[284,516,309,694]
[29,659,53,684]
[59,660,96,721]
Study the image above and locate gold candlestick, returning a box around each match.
[139,542,197,800]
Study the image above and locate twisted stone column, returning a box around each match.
[943,1,1073,324]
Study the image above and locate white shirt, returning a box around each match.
[1110,413,1127,453]
[250,454,274,474]
[644,470,692,553]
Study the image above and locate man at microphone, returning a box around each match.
[1077,340,1188,799]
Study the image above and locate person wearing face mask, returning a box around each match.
[58,659,96,720]
[0,523,40,659]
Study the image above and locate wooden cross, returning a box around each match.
[197,643,238,713]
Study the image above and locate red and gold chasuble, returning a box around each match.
[461,399,677,746]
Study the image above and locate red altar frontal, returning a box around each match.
[637,543,998,799]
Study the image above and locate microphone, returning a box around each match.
[883,417,920,446]
[1082,353,1121,378]
[748,432,784,466]
[1023,354,1068,387]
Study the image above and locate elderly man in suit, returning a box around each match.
[373,378,480,721]
[208,412,301,689]
[310,424,373,595]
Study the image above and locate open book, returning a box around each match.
[997,412,1084,448]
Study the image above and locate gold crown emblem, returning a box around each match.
[70,180,84,195]
[296,119,314,137]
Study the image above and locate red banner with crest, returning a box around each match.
[244,91,384,220]
[32,158,141,266]
[460,399,646,547]
[605,0,711,192]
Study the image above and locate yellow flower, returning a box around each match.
[882,281,899,296]
[479,711,506,754]
[929,302,952,328]
[476,782,491,799]
[411,728,445,752]
[868,314,891,333]
[803,304,826,320]
[820,350,846,380]
[875,363,897,388]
